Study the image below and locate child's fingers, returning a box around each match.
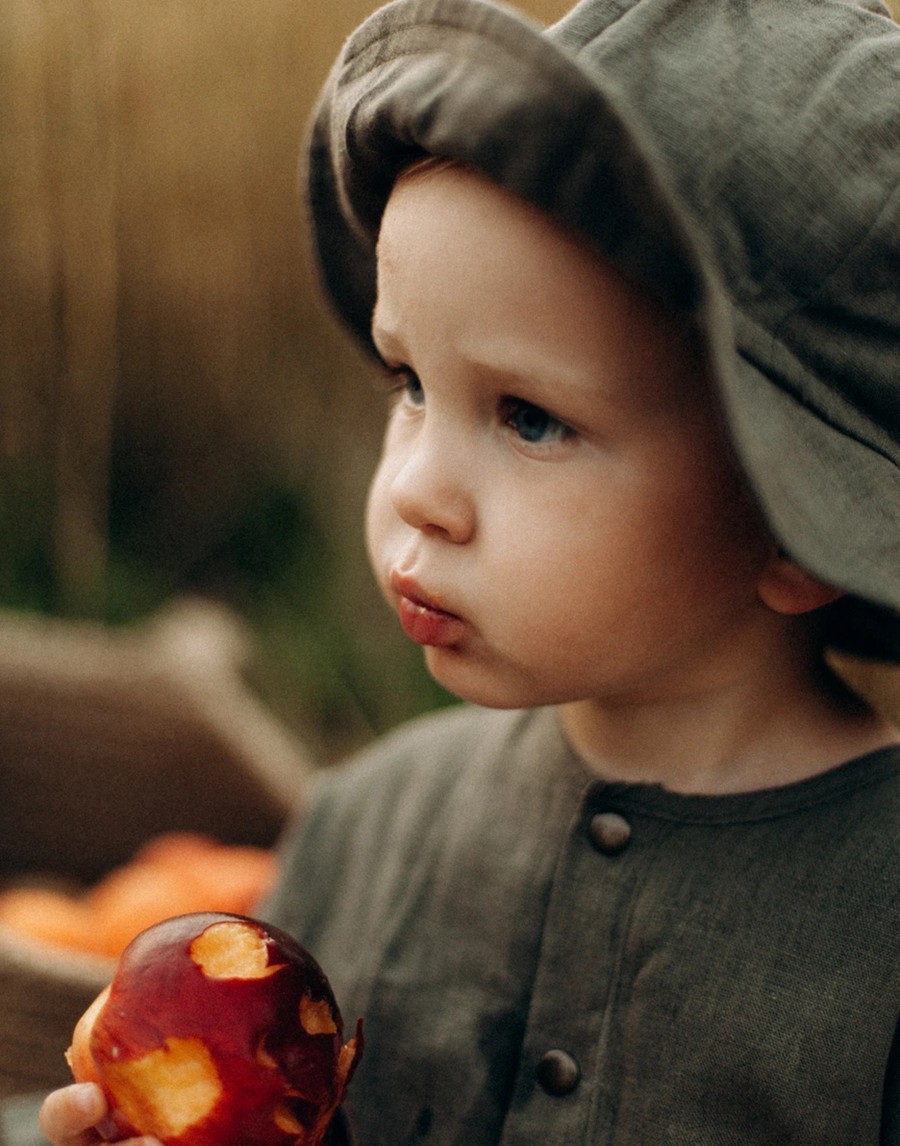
[39,1083,106,1146]
[39,1084,163,1146]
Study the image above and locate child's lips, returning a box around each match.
[390,572,466,648]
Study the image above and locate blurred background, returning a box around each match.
[1,0,898,766]
[0,0,580,765]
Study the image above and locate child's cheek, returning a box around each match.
[364,459,397,598]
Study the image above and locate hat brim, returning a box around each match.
[307,0,705,343]
[722,336,900,614]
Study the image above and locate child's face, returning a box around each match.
[366,164,774,710]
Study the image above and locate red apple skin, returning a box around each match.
[66,912,362,1146]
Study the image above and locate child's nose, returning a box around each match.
[389,431,475,544]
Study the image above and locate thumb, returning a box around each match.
[39,1083,106,1146]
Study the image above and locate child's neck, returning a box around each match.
[560,636,899,796]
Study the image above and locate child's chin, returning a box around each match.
[422,649,541,710]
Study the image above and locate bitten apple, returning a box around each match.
[66,912,362,1146]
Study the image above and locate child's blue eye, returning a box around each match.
[400,371,425,406]
[503,398,571,444]
[405,373,424,405]
[380,364,425,408]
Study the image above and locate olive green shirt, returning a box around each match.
[267,704,900,1145]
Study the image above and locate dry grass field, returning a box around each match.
[0,0,897,755]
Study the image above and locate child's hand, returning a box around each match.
[38,1083,160,1146]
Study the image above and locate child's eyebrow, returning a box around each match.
[369,317,673,415]
[458,341,627,411]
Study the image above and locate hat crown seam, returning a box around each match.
[734,310,900,471]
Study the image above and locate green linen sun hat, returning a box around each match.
[306,0,900,659]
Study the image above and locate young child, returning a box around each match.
[37,0,900,1143]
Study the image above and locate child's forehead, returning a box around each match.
[379,162,601,273]
[378,162,689,328]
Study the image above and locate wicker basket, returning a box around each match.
[0,598,312,1098]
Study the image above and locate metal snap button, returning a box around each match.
[535,1049,581,1096]
[588,811,632,855]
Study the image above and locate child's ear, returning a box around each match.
[757,550,844,616]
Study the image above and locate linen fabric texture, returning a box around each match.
[306,0,900,657]
[266,704,900,1144]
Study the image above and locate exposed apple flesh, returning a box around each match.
[66,912,362,1146]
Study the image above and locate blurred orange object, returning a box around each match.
[0,833,278,959]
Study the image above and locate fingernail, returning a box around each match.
[96,1116,118,1139]
[70,1083,100,1117]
